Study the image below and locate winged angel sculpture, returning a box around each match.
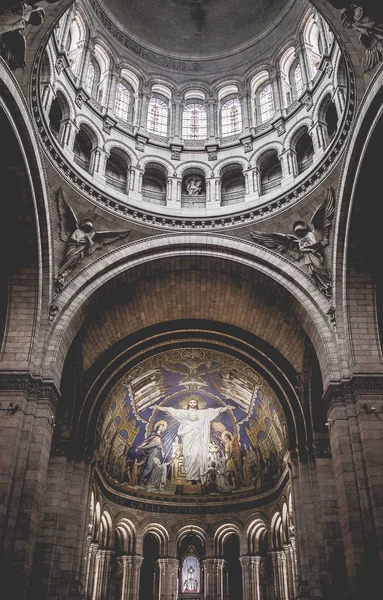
[0,1,61,69]
[250,188,335,298]
[57,188,130,279]
[326,1,383,72]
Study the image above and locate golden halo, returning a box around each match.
[153,420,167,432]
[178,395,207,409]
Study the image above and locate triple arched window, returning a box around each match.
[147,97,169,136]
[182,103,207,140]
[221,98,242,137]
[114,83,130,122]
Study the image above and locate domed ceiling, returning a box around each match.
[95,348,288,505]
[98,0,296,60]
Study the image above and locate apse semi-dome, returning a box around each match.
[94,348,288,508]
[34,0,353,228]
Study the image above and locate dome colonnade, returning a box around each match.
[38,1,346,215]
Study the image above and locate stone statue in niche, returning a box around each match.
[185,175,203,195]
[250,187,335,298]
[0,1,61,69]
[326,1,383,71]
[56,188,130,279]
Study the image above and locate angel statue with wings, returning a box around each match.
[56,189,130,279]
[250,187,335,298]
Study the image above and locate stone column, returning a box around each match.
[314,10,329,55]
[131,555,143,600]
[85,542,100,598]
[0,378,59,600]
[299,41,312,86]
[295,48,309,88]
[139,88,151,130]
[203,558,215,599]
[207,98,216,138]
[240,556,253,600]
[157,557,178,599]
[324,379,383,599]
[91,549,103,600]
[240,90,250,131]
[100,550,114,599]
[59,6,74,53]
[270,70,282,116]
[107,68,120,113]
[80,40,94,90]
[173,96,182,138]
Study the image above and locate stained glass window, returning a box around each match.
[221,98,242,137]
[259,84,275,123]
[182,103,207,140]
[114,83,130,121]
[85,62,95,95]
[147,97,168,136]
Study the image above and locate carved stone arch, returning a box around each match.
[43,235,340,388]
[213,519,243,557]
[53,79,76,120]
[284,117,314,151]
[114,515,138,554]
[179,82,210,100]
[141,520,171,557]
[177,160,211,179]
[74,116,105,149]
[104,140,137,165]
[0,65,52,373]
[313,83,337,123]
[269,508,283,550]
[214,155,250,176]
[245,514,269,555]
[248,140,284,166]
[333,74,383,376]
[139,154,172,174]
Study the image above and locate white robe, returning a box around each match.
[164,407,224,481]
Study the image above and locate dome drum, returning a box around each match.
[34,0,351,223]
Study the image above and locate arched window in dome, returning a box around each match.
[303,15,323,80]
[147,97,169,137]
[182,103,207,140]
[259,84,275,123]
[294,63,303,97]
[66,14,86,76]
[221,98,242,137]
[114,83,130,122]
[85,61,95,95]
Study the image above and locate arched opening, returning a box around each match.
[223,534,243,600]
[294,126,314,173]
[73,125,95,172]
[325,100,338,141]
[178,531,205,597]
[139,534,160,600]
[258,150,282,194]
[142,163,167,205]
[105,150,130,193]
[48,98,62,138]
[221,165,246,205]
[182,168,206,209]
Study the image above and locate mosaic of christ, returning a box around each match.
[96,348,287,497]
